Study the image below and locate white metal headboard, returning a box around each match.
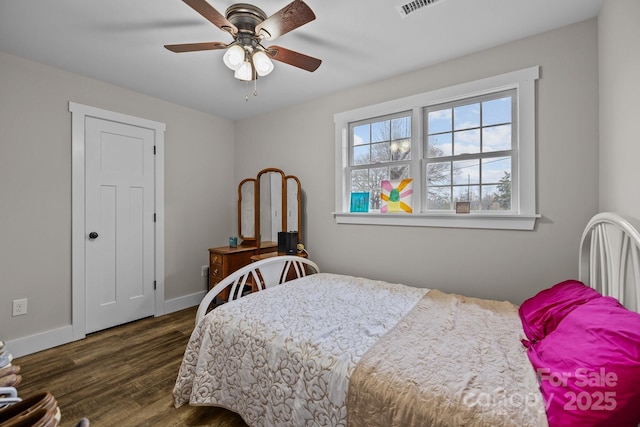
[579,212,640,313]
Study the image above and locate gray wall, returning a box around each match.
[598,0,640,221]
[0,51,235,343]
[234,19,600,304]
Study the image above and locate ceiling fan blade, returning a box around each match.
[256,0,316,40]
[164,42,228,53]
[182,0,237,34]
[267,45,321,72]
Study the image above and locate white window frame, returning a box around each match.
[333,66,540,230]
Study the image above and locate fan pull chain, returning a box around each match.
[243,79,259,102]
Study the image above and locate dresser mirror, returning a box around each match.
[286,175,301,237]
[258,168,285,244]
[238,178,256,241]
[238,167,301,248]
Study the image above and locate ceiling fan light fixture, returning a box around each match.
[166,0,322,87]
[234,60,253,81]
[223,44,245,70]
[252,50,274,76]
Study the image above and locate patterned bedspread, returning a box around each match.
[173,273,429,426]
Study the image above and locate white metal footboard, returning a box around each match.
[196,255,320,323]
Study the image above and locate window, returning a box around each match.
[334,66,540,230]
[424,90,515,212]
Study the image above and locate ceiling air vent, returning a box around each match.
[396,0,448,17]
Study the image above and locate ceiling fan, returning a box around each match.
[165,0,322,82]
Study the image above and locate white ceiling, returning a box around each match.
[0,0,603,121]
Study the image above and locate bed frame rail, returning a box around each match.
[196,256,320,323]
[579,212,640,313]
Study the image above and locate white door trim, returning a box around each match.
[70,102,165,341]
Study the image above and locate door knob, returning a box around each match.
[89,232,99,239]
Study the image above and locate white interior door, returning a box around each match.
[84,117,155,333]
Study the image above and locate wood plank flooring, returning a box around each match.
[14,307,249,427]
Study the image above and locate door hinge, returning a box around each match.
[153,145,156,155]
[154,280,157,290]
[153,213,156,222]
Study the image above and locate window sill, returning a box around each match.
[333,212,540,230]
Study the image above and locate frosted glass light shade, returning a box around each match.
[223,45,245,70]
[234,61,253,81]
[252,51,274,76]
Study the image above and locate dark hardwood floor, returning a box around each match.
[14,307,249,427]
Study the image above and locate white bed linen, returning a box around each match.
[173,272,428,426]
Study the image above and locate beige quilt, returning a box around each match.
[347,289,549,427]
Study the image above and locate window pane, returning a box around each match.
[352,145,370,165]
[369,167,389,210]
[390,139,411,161]
[351,169,369,192]
[427,133,452,157]
[428,109,452,134]
[481,183,511,210]
[371,120,389,143]
[353,124,370,145]
[427,161,451,186]
[454,185,480,206]
[482,157,511,184]
[390,165,410,180]
[427,187,451,210]
[454,129,480,155]
[351,169,371,210]
[483,124,511,152]
[452,159,479,185]
[482,96,511,126]
[391,116,411,140]
[454,103,480,130]
[369,167,389,184]
[371,142,390,163]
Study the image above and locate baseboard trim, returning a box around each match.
[163,291,205,315]
[7,325,74,359]
[8,292,204,358]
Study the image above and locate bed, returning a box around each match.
[174,212,640,427]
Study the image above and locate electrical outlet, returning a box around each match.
[201,265,208,277]
[12,298,27,316]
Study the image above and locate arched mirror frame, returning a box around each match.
[237,178,256,243]
[285,174,302,242]
[237,168,302,249]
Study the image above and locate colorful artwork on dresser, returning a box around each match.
[381,179,413,213]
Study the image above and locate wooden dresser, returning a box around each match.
[209,242,277,300]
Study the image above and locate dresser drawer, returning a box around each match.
[210,264,223,281]
[209,252,224,266]
[209,251,225,281]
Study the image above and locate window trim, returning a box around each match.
[333,66,540,230]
